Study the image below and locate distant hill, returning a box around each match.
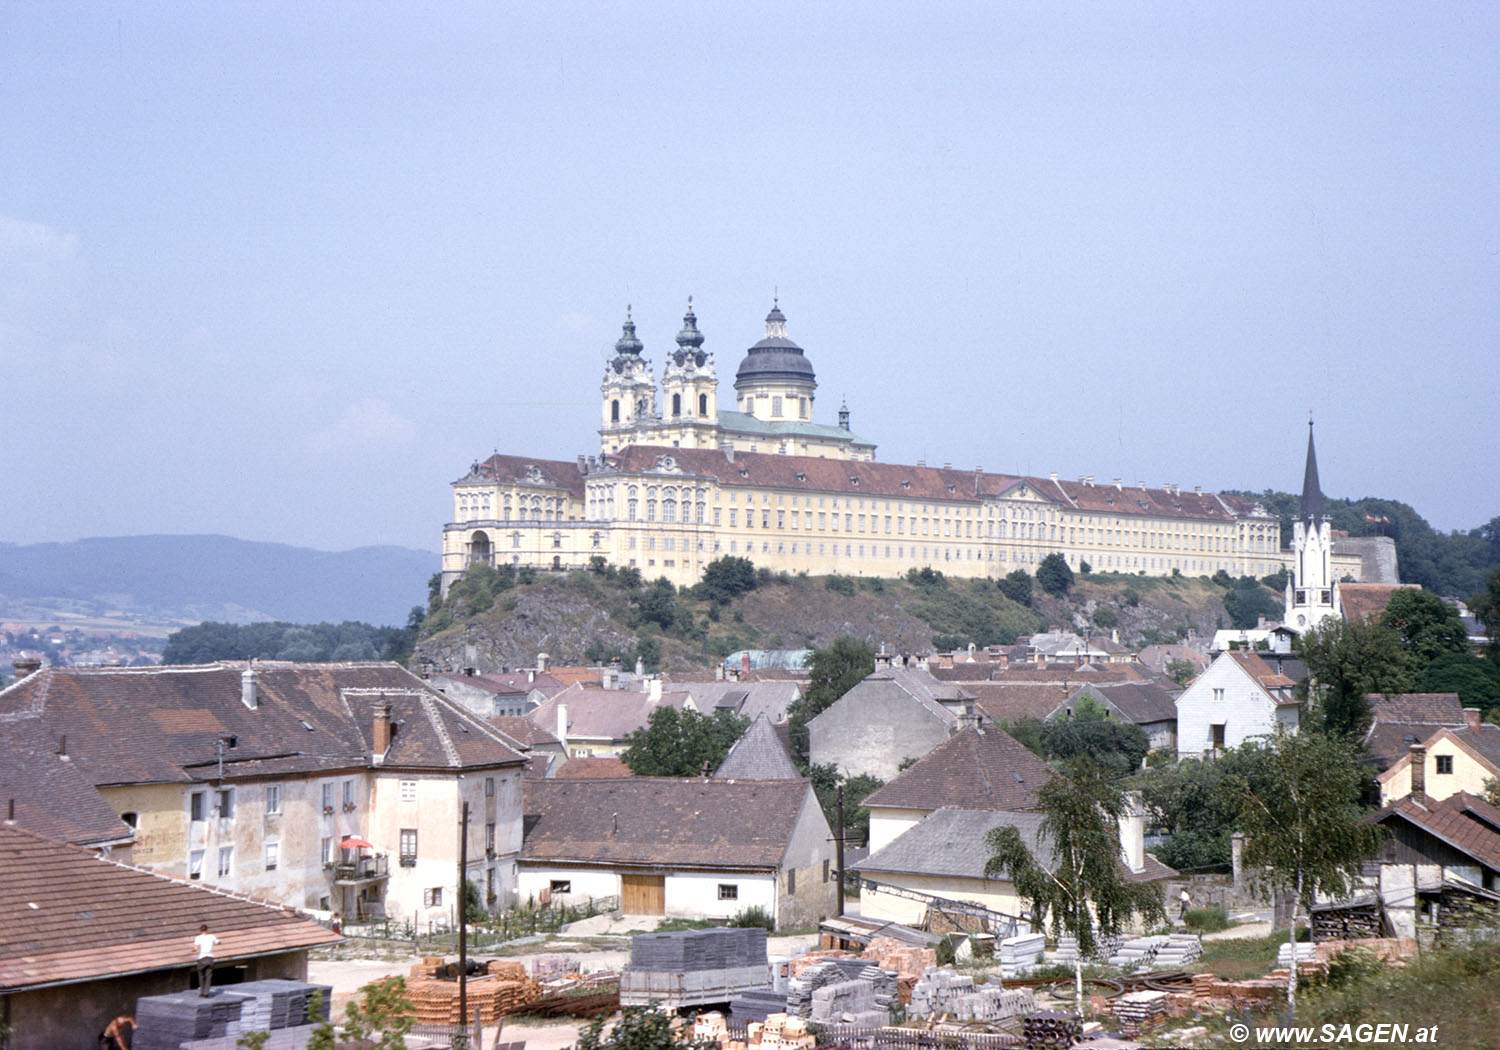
[0,535,436,626]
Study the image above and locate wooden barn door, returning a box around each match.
[621,873,666,915]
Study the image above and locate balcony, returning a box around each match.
[330,853,389,885]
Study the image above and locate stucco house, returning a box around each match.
[0,661,527,923]
[519,777,835,928]
[1377,715,1500,807]
[0,822,340,1050]
[1174,650,1299,758]
[528,681,699,758]
[807,669,973,780]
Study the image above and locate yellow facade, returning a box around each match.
[1378,731,1499,806]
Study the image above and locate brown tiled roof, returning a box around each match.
[431,672,531,697]
[1368,693,1466,726]
[553,757,633,779]
[458,453,588,498]
[863,726,1055,813]
[490,715,559,749]
[970,683,1073,724]
[529,685,694,744]
[1340,583,1418,625]
[1227,651,1297,694]
[934,664,1149,684]
[600,446,1269,525]
[1376,793,1500,872]
[545,667,606,688]
[0,662,525,788]
[521,777,814,869]
[0,824,339,991]
[1451,724,1500,771]
[0,713,133,847]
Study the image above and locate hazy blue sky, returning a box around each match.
[4,3,1496,553]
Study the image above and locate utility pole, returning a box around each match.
[835,785,846,916]
[459,800,469,1038]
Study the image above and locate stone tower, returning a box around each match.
[600,308,658,454]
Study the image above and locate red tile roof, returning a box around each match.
[1228,651,1297,695]
[0,712,133,847]
[553,757,633,779]
[0,824,339,991]
[1377,792,1500,872]
[1340,583,1419,625]
[458,454,588,498]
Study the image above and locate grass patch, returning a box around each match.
[1196,932,1287,979]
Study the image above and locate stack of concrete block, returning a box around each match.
[1152,933,1203,968]
[907,967,1036,1023]
[997,933,1047,977]
[1276,942,1318,968]
[730,988,795,1024]
[1053,933,1120,966]
[785,960,856,1017]
[809,977,887,1026]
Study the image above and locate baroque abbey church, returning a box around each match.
[441,301,1362,593]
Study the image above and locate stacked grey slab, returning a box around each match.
[1102,934,1203,971]
[907,967,1035,1023]
[1276,942,1318,968]
[997,933,1047,978]
[135,981,333,1050]
[133,991,253,1050]
[628,927,767,971]
[1053,933,1120,966]
[728,988,791,1024]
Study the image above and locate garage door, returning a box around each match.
[621,873,666,915]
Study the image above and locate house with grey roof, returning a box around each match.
[519,777,835,928]
[714,715,800,780]
[851,807,1170,931]
[807,669,974,780]
[0,661,527,923]
[528,681,698,758]
[675,679,801,724]
[1048,681,1179,753]
[861,724,1056,852]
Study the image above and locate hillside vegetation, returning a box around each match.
[412,559,1270,672]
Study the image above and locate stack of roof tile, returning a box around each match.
[404,974,540,1024]
[630,928,768,971]
[1111,990,1170,1035]
[134,991,252,1050]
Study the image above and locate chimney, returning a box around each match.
[602,667,617,690]
[1113,478,1123,490]
[954,708,980,734]
[1465,707,1483,733]
[741,652,752,677]
[536,653,550,672]
[241,665,258,710]
[648,677,662,703]
[1119,792,1146,872]
[527,669,535,684]
[714,663,725,681]
[372,702,393,758]
[556,703,569,749]
[4,798,13,824]
[12,657,42,680]
[57,734,67,759]
[1409,744,1427,805]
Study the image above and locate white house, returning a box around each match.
[1174,650,1299,758]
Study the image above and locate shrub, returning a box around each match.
[730,905,775,930]
[824,574,856,596]
[1093,605,1119,629]
[1184,905,1231,932]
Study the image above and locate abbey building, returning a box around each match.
[442,301,1364,591]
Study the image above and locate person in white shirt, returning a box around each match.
[194,924,219,997]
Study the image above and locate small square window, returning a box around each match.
[424,887,443,908]
[718,883,738,901]
[265,841,279,871]
[190,792,205,822]
[216,789,234,819]
[189,849,204,880]
[217,846,233,878]
[550,879,572,894]
[265,784,281,814]
[1436,755,1454,775]
[485,777,495,798]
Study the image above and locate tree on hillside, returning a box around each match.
[786,637,875,762]
[998,570,1033,605]
[1229,727,1382,1010]
[635,578,678,630]
[1036,553,1075,596]
[621,707,748,777]
[1297,618,1412,735]
[1381,588,1471,673]
[985,759,1165,1015]
[1472,567,1500,670]
[1222,577,1283,630]
[698,556,757,603]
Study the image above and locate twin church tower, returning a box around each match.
[598,299,875,462]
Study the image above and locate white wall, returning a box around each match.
[868,808,925,855]
[666,872,777,920]
[1175,655,1290,758]
[517,866,621,908]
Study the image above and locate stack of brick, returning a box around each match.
[403,973,540,1024]
[529,954,582,979]
[786,949,854,977]
[1110,990,1170,1036]
[748,1014,816,1050]
[861,936,937,977]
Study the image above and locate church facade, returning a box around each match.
[442,301,1362,591]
